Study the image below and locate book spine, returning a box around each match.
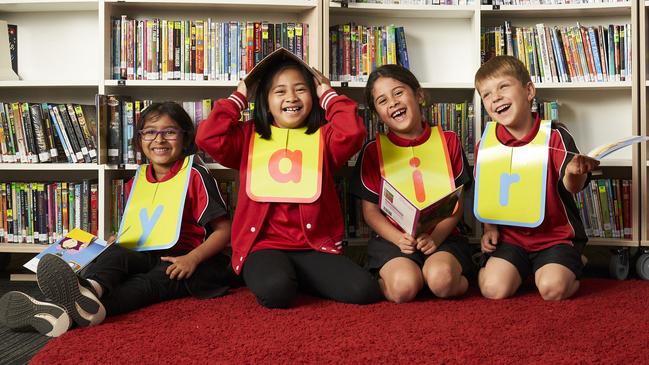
[65,104,91,163]
[73,105,97,162]
[54,105,83,162]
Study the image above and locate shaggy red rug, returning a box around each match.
[31,279,648,364]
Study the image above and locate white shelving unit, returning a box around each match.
[0,0,642,278]
[637,1,649,279]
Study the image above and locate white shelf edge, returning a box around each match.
[0,80,99,88]
[480,2,631,12]
[587,238,637,247]
[329,2,476,18]
[105,0,317,9]
[0,1,98,12]
[534,81,631,90]
[0,243,46,253]
[0,163,99,170]
[331,81,474,89]
[104,80,238,87]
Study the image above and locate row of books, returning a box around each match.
[100,95,226,165]
[483,0,627,4]
[329,24,409,82]
[112,17,309,81]
[0,181,98,245]
[426,101,475,161]
[335,0,474,4]
[574,179,631,239]
[481,22,632,83]
[0,102,97,164]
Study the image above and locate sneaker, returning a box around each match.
[36,254,106,327]
[0,291,71,337]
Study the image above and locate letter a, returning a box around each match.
[268,149,303,183]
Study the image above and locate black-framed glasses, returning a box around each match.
[139,128,182,141]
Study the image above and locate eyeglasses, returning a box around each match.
[139,128,182,141]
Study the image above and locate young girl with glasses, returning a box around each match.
[0,102,234,337]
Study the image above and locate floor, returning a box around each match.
[0,246,625,364]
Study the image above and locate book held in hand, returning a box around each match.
[586,136,649,160]
[23,228,109,273]
[379,178,463,237]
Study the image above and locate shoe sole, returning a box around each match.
[0,291,70,337]
[37,254,105,327]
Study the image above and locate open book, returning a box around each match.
[23,228,109,273]
[586,136,649,160]
[379,179,463,237]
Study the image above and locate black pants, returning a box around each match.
[83,245,231,316]
[242,249,382,309]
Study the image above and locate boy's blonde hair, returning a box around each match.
[474,55,532,90]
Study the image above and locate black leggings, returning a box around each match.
[83,245,231,316]
[242,249,382,308]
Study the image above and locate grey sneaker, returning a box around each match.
[0,291,71,337]
[37,254,106,327]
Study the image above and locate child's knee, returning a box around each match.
[384,273,422,303]
[479,273,515,300]
[537,276,577,301]
[424,264,456,298]
[251,275,297,309]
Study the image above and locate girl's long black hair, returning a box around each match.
[253,60,324,140]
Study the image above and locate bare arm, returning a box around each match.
[162,217,232,280]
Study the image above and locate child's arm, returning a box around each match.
[362,200,417,254]
[415,191,464,255]
[195,82,249,169]
[312,68,367,169]
[481,223,499,253]
[563,154,599,194]
[161,217,232,280]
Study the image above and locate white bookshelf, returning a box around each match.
[0,0,642,279]
[640,1,649,253]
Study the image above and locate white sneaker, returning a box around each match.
[37,254,106,327]
[0,291,71,337]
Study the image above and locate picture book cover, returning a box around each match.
[23,228,109,273]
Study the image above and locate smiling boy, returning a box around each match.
[474,56,599,301]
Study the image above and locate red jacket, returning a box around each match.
[196,89,366,274]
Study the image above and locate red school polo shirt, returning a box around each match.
[351,123,472,235]
[473,114,588,252]
[125,157,229,252]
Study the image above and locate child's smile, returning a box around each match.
[140,115,184,179]
[268,67,313,129]
[372,76,424,139]
[477,74,536,139]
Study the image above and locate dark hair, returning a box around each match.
[253,60,324,139]
[134,101,197,156]
[475,55,532,90]
[365,64,422,112]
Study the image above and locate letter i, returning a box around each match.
[410,157,425,203]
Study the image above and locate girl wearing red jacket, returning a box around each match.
[196,58,381,308]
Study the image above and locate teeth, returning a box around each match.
[283,106,301,112]
[495,104,510,113]
[391,109,406,118]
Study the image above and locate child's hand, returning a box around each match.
[236,79,248,98]
[566,154,600,176]
[395,233,417,254]
[161,254,200,280]
[416,233,438,256]
[481,229,499,253]
[311,67,332,98]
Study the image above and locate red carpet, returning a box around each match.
[31,279,648,364]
